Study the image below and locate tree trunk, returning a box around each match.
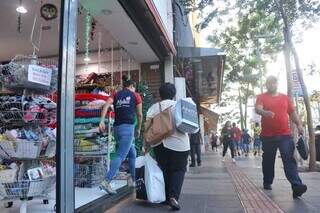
[274,0,293,99]
[274,0,316,170]
[290,42,317,171]
[244,82,250,129]
[238,89,244,130]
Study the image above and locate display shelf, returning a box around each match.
[74,93,113,189]
[0,55,57,213]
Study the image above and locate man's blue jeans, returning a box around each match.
[261,135,302,186]
[106,124,136,181]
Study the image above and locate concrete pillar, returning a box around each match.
[164,54,174,83]
[174,77,186,100]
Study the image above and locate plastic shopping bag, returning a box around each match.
[135,156,147,200]
[144,154,166,203]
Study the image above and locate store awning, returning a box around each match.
[177,47,224,58]
[177,47,226,105]
[118,0,176,60]
[200,106,220,132]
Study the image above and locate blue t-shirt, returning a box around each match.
[242,133,251,144]
[113,89,141,126]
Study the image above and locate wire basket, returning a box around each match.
[0,55,58,93]
[74,162,106,188]
[0,140,42,160]
[0,110,56,127]
[74,136,109,153]
[0,176,56,200]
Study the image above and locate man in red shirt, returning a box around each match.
[232,123,242,156]
[255,76,307,198]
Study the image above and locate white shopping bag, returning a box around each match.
[144,154,166,203]
[135,156,145,169]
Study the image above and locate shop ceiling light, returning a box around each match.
[16,6,28,14]
[84,57,91,62]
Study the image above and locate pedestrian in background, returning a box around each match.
[146,83,190,211]
[221,121,235,162]
[190,130,202,167]
[253,122,262,156]
[211,131,218,152]
[232,123,242,156]
[241,129,251,157]
[255,76,307,198]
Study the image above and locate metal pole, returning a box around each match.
[57,0,77,212]
[120,48,123,86]
[98,31,101,74]
[107,113,112,172]
[111,41,114,87]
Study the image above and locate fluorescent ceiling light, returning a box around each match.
[84,57,91,62]
[16,6,28,14]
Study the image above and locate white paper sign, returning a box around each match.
[28,65,52,86]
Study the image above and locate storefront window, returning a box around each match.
[0,0,61,212]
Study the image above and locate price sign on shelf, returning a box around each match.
[28,65,52,86]
[292,70,303,96]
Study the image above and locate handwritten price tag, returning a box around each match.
[28,65,52,86]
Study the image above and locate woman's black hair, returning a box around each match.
[122,75,135,88]
[159,83,176,100]
[224,121,231,127]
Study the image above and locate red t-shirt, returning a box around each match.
[232,127,242,141]
[255,93,294,137]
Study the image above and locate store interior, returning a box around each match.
[0,0,156,212]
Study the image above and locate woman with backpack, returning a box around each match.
[145,83,190,211]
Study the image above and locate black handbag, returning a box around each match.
[135,167,147,200]
[296,136,308,160]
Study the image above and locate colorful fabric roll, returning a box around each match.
[74,117,109,124]
[75,93,109,101]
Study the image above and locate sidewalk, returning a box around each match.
[107,150,320,213]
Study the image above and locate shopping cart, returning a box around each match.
[0,176,56,213]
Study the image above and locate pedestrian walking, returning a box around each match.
[211,132,218,152]
[255,76,307,198]
[232,123,242,156]
[221,121,235,162]
[190,130,202,167]
[99,76,143,194]
[253,122,262,156]
[146,83,190,211]
[242,129,251,157]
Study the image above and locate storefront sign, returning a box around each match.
[292,70,303,96]
[28,65,52,86]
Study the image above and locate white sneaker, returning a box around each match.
[232,158,236,163]
[222,157,226,162]
[100,180,117,194]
